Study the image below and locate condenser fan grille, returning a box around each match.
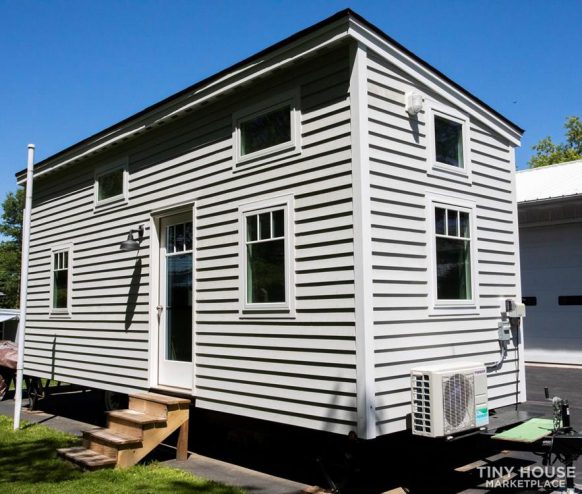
[442,373,475,433]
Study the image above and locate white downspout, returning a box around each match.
[14,144,35,430]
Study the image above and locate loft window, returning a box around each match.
[426,102,471,177]
[435,116,464,168]
[233,91,300,167]
[95,159,128,206]
[241,105,291,156]
[434,206,472,301]
[52,248,71,312]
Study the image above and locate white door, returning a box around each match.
[157,213,194,390]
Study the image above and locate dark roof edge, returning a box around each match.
[18,8,523,178]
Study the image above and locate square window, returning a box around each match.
[95,160,128,207]
[435,115,464,168]
[97,168,124,201]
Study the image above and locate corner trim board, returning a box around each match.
[350,41,376,440]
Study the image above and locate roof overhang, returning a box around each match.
[17,9,523,184]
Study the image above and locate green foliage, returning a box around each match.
[529,116,582,168]
[0,188,24,245]
[0,416,245,494]
[0,188,24,308]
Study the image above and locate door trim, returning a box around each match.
[148,204,196,395]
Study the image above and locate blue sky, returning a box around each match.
[1,0,581,203]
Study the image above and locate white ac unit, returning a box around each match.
[410,362,489,438]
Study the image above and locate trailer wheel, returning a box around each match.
[27,377,44,410]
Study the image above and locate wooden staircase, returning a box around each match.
[58,392,190,470]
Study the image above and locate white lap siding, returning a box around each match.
[24,45,358,434]
[365,51,523,436]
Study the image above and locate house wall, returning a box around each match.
[24,44,359,434]
[364,50,524,435]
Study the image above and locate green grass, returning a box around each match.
[0,416,245,494]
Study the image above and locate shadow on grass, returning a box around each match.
[0,418,81,484]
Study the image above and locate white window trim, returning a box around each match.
[49,243,73,317]
[232,90,301,170]
[239,194,295,316]
[425,100,471,180]
[94,157,129,208]
[427,193,479,316]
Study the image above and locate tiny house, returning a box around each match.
[17,10,525,440]
[517,159,582,366]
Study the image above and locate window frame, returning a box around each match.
[239,195,295,316]
[94,158,129,208]
[427,194,478,315]
[425,101,471,179]
[50,244,73,317]
[232,90,301,169]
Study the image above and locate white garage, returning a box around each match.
[517,159,582,365]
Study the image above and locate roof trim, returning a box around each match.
[17,8,523,180]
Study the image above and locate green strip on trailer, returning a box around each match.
[492,418,554,443]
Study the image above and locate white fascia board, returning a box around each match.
[21,17,351,184]
[350,41,376,440]
[347,19,522,147]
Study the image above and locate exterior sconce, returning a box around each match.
[120,225,145,252]
[405,91,424,116]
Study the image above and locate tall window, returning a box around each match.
[434,206,472,300]
[52,249,70,311]
[244,208,286,304]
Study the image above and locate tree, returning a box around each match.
[0,188,24,308]
[528,116,582,168]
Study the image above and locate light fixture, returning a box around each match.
[120,225,145,252]
[405,91,424,115]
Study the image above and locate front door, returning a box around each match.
[157,213,193,390]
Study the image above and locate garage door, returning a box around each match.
[520,222,582,365]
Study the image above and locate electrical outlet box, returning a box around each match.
[498,321,512,341]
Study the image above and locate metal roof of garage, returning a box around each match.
[517,159,582,203]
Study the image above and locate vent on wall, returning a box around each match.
[558,296,582,306]
[522,297,537,306]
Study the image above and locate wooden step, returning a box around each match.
[57,447,116,470]
[83,427,142,449]
[107,409,167,426]
[129,392,190,406]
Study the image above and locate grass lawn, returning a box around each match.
[0,416,245,494]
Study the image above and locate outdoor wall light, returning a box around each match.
[405,91,424,116]
[120,225,145,252]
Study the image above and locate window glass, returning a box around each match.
[435,208,446,235]
[53,250,69,309]
[240,105,291,156]
[97,168,124,201]
[435,116,463,168]
[245,208,286,304]
[435,207,472,300]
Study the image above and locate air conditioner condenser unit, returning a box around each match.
[410,362,489,438]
